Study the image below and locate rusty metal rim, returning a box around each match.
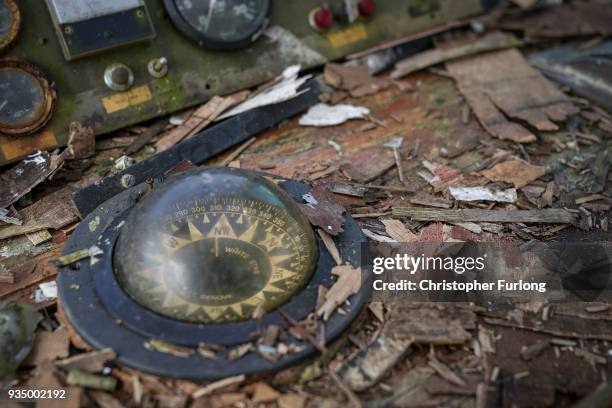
[0,58,56,136]
[0,0,21,53]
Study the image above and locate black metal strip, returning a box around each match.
[71,80,320,218]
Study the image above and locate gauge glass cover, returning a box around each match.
[0,67,46,130]
[170,0,270,49]
[113,168,318,324]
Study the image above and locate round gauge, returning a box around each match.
[113,168,318,324]
[164,0,271,50]
[0,0,20,53]
[0,59,55,136]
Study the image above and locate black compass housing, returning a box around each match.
[58,168,369,380]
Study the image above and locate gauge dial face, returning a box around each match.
[166,0,270,50]
[0,60,55,135]
[114,169,318,324]
[0,0,20,52]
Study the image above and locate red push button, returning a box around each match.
[358,0,376,17]
[309,7,334,30]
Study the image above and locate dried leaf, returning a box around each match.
[317,265,361,320]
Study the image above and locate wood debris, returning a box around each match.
[0,150,64,209]
[155,90,250,152]
[144,339,194,358]
[317,265,361,321]
[392,31,519,79]
[393,207,577,225]
[410,193,453,208]
[55,348,116,372]
[324,63,390,97]
[388,305,472,345]
[428,355,466,387]
[251,382,280,403]
[299,184,346,235]
[338,332,413,391]
[23,326,70,366]
[446,49,577,143]
[317,229,342,265]
[0,186,77,240]
[26,229,52,246]
[381,219,417,241]
[192,374,246,399]
[66,122,95,160]
[66,369,117,391]
[56,245,103,267]
[480,159,546,188]
[340,146,397,183]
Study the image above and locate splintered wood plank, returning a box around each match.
[446,48,578,143]
[392,207,577,225]
[0,150,64,209]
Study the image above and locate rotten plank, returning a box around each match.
[446,48,578,143]
[392,207,577,224]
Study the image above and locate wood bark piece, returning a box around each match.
[392,207,577,225]
[338,331,413,391]
[155,91,250,152]
[55,348,116,372]
[392,32,519,79]
[0,150,63,209]
[446,49,578,143]
[66,122,95,160]
[341,146,397,183]
[299,184,346,236]
[480,159,546,188]
[324,63,390,97]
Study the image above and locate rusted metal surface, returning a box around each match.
[0,0,20,53]
[0,58,56,136]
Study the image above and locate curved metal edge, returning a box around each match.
[162,0,271,51]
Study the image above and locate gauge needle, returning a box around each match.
[203,0,217,32]
[0,100,7,113]
[214,236,219,257]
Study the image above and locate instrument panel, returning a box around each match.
[0,0,491,165]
